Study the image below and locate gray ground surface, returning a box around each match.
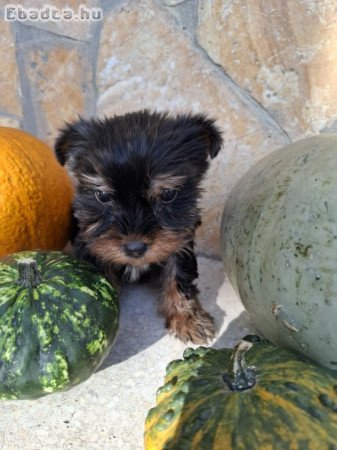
[0,256,256,450]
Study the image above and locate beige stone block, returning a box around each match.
[0,20,22,116]
[0,116,21,128]
[24,44,93,146]
[3,0,101,41]
[97,0,289,256]
[197,0,337,139]
[164,0,188,5]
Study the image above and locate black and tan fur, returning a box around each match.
[55,110,222,344]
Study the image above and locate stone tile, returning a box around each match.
[3,0,101,41]
[197,0,337,139]
[0,257,256,449]
[23,43,94,146]
[164,0,188,5]
[0,116,20,128]
[97,0,289,256]
[0,20,22,116]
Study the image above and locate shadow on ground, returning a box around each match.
[99,283,165,369]
[99,256,227,369]
[213,310,257,350]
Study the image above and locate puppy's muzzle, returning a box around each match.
[123,241,148,258]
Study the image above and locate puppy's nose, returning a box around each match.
[124,241,148,258]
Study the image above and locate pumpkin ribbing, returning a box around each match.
[0,251,119,400]
[0,127,73,257]
[145,339,337,449]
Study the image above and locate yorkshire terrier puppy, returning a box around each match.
[55,110,222,344]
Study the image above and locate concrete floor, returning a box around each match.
[0,257,256,450]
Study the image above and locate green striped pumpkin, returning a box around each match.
[145,337,337,449]
[0,251,118,400]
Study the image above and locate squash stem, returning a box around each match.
[222,340,256,392]
[17,258,41,288]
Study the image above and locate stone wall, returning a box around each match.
[1,0,336,256]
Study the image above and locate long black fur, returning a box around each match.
[55,109,222,343]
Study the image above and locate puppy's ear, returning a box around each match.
[193,114,223,159]
[54,118,93,166]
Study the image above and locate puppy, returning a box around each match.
[55,110,223,344]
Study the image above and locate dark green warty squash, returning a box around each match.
[0,251,118,400]
[145,337,337,449]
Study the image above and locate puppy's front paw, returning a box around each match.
[166,306,216,345]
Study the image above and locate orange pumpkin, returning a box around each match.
[0,127,73,257]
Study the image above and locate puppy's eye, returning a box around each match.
[160,189,177,203]
[95,190,112,204]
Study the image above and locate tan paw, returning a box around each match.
[167,308,216,345]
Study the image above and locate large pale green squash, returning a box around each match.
[145,337,337,449]
[220,134,337,370]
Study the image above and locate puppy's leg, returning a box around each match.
[159,243,216,344]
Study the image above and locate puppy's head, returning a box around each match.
[55,110,222,268]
